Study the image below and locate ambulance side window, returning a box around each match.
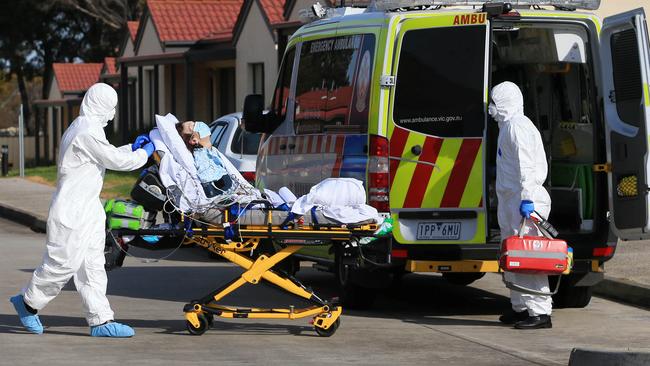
[394,26,486,137]
[272,48,295,123]
[611,29,642,128]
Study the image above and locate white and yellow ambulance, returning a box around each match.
[243,0,650,308]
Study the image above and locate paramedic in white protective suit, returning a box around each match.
[10,83,154,337]
[490,81,553,330]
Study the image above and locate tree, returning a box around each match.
[0,0,143,133]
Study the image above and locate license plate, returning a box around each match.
[417,222,461,240]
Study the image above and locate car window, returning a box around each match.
[394,26,486,137]
[210,122,228,146]
[294,34,375,134]
[231,126,262,155]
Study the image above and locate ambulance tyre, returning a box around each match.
[335,249,376,310]
[549,276,593,308]
[442,272,486,286]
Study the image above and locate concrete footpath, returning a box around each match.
[1,177,649,309]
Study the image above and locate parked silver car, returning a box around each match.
[209,113,261,184]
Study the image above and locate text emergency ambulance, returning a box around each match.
[243,0,650,308]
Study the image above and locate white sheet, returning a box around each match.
[292,178,380,224]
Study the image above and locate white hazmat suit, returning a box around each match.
[491,82,553,317]
[23,83,149,326]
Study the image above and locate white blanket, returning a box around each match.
[292,178,380,224]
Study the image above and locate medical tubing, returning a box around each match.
[108,230,187,264]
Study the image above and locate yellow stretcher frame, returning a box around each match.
[147,210,377,337]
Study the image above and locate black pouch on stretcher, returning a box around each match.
[131,166,166,212]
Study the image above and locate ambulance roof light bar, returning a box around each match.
[371,0,600,11]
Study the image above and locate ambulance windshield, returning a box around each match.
[293,34,375,134]
[371,0,600,11]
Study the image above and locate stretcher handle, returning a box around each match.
[247,200,277,210]
[502,274,562,296]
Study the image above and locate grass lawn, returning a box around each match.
[8,165,139,199]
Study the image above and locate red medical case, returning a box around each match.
[500,232,569,275]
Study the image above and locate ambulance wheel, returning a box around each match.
[550,276,593,308]
[186,314,209,335]
[335,249,376,310]
[315,318,340,337]
[442,272,486,286]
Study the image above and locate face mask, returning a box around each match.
[488,103,497,119]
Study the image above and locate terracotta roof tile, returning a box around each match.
[53,63,103,93]
[259,0,286,25]
[127,21,140,41]
[148,0,243,42]
[103,57,118,75]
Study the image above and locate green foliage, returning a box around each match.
[7,165,140,199]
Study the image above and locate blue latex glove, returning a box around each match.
[9,295,43,334]
[90,321,135,337]
[131,134,151,151]
[519,200,535,218]
[141,142,155,157]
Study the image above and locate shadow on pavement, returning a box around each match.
[0,313,318,337]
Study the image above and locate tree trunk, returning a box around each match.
[16,66,32,135]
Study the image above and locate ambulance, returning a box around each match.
[243,0,650,308]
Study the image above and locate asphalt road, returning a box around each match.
[1,218,649,366]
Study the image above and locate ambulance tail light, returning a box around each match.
[368,135,390,212]
[593,247,615,258]
[241,171,256,183]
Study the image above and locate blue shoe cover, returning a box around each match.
[90,322,135,337]
[9,295,43,334]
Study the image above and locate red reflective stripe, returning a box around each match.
[331,136,346,177]
[335,135,345,153]
[324,135,332,153]
[315,135,323,153]
[440,139,482,208]
[402,137,444,208]
[307,135,314,154]
[389,127,409,188]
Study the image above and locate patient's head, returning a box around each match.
[175,121,206,149]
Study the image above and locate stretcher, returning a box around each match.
[108,199,379,337]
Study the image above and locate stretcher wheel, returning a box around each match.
[205,313,214,327]
[314,318,340,337]
[186,314,209,336]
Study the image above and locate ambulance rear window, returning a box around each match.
[394,26,486,137]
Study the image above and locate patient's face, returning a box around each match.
[178,121,200,148]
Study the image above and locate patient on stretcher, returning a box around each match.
[175,120,232,198]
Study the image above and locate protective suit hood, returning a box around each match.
[79,83,117,128]
[489,81,524,125]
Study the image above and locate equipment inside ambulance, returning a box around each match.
[243,0,650,309]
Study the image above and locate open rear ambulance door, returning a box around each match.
[388,12,489,245]
[601,8,650,240]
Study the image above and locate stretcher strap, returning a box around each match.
[277,203,295,229]
[310,207,319,228]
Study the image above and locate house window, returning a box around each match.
[250,63,265,101]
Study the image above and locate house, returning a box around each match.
[117,0,243,143]
[33,63,103,163]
